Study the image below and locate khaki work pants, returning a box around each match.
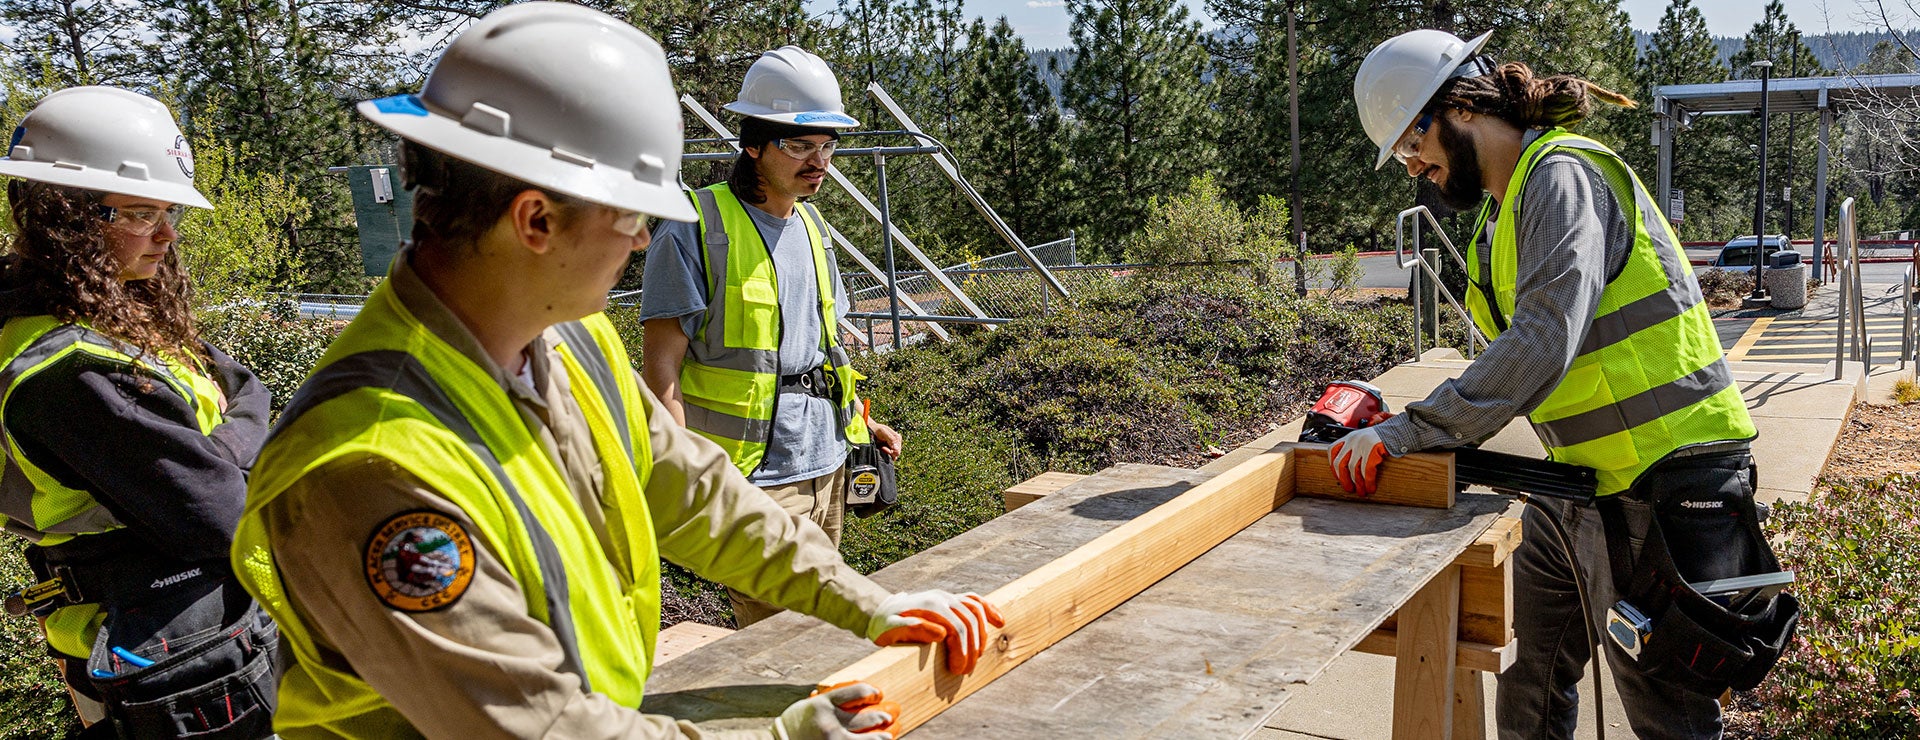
[727,464,848,627]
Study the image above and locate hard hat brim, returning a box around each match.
[722,101,860,129]
[0,159,215,210]
[360,95,698,223]
[1371,30,1493,171]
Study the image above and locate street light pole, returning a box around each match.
[1748,59,1774,305]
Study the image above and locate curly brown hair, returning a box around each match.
[1429,61,1636,130]
[4,179,205,365]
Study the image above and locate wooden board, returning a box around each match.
[1287,443,1457,508]
[642,464,1216,731]
[655,622,735,666]
[1393,567,1460,740]
[1003,471,1089,512]
[909,494,1509,737]
[818,452,1296,733]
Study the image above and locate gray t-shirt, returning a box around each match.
[640,197,851,486]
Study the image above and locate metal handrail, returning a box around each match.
[1395,206,1491,360]
[1834,198,1872,380]
[1900,262,1916,370]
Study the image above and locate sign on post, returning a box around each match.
[344,164,413,277]
[1669,188,1685,223]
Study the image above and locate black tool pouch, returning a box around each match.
[1598,451,1799,694]
[845,441,899,518]
[84,579,279,739]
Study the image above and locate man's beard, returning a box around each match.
[1433,116,1486,211]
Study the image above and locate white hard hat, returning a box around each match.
[1353,29,1494,170]
[723,46,859,129]
[0,86,212,209]
[358,2,695,222]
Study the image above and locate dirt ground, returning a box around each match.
[1816,401,1920,481]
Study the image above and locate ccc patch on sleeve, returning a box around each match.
[364,510,477,612]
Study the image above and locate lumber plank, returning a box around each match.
[654,622,734,666]
[1002,471,1089,512]
[1453,667,1487,740]
[815,452,1296,734]
[1454,516,1522,569]
[1377,552,1511,647]
[1288,443,1456,508]
[1393,567,1461,740]
[1354,632,1517,674]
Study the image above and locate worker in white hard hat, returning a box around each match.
[641,46,905,627]
[0,87,278,738]
[1339,29,1796,740]
[227,6,1001,738]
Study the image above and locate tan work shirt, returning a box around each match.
[262,257,890,738]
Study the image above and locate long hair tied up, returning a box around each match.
[1434,61,1637,129]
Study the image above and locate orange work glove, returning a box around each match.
[774,681,899,740]
[865,590,1006,675]
[1330,426,1390,497]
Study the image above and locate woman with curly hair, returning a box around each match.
[0,86,276,739]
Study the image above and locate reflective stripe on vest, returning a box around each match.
[0,316,225,657]
[680,184,869,477]
[232,283,660,736]
[0,316,221,544]
[1462,130,1756,495]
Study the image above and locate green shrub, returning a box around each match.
[1695,268,1755,307]
[1,538,79,740]
[1758,473,1920,737]
[1329,245,1363,299]
[199,300,343,416]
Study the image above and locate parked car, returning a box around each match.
[1713,235,1791,268]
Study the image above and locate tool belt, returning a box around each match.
[1598,448,1799,693]
[11,531,225,617]
[778,367,837,399]
[15,531,278,739]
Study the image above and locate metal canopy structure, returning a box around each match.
[1653,73,1920,280]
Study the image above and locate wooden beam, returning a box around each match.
[1002,471,1089,512]
[817,451,1295,734]
[1393,566,1461,740]
[654,622,734,666]
[1354,632,1516,675]
[1453,667,1487,740]
[1288,443,1456,508]
[1454,516,1522,569]
[1378,551,1511,647]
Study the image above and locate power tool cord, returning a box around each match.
[1521,494,1607,740]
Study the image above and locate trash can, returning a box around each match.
[1767,263,1808,309]
[1770,250,1801,269]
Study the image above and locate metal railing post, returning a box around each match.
[1423,248,1441,351]
[1395,206,1490,360]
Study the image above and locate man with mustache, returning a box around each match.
[1337,29,1794,740]
[642,47,902,626]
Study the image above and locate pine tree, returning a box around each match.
[1637,0,1748,241]
[0,0,146,87]
[952,17,1070,243]
[1729,0,1826,242]
[1058,0,1217,257]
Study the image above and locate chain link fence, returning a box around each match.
[841,236,1138,348]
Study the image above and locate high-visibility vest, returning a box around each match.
[679,183,869,477]
[1463,129,1757,495]
[232,282,662,737]
[0,316,225,657]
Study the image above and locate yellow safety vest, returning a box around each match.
[232,282,662,737]
[679,183,869,477]
[1463,129,1757,495]
[0,316,224,657]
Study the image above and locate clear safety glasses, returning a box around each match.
[1391,112,1437,164]
[771,138,838,161]
[611,210,655,237]
[99,204,186,237]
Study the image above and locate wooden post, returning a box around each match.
[1394,566,1462,740]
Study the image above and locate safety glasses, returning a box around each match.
[771,138,838,161]
[611,210,656,238]
[1391,112,1437,164]
[99,204,186,237]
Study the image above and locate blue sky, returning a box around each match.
[802,0,1889,49]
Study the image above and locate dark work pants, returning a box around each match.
[1494,455,1756,740]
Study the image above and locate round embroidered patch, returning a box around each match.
[364,511,476,612]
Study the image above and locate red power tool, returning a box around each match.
[1298,380,1393,444]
